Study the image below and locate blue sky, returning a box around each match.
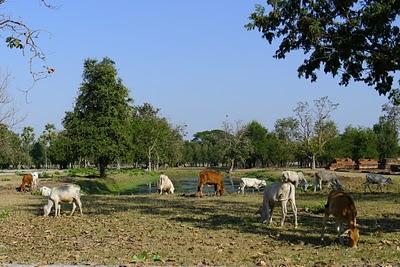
[1,0,389,139]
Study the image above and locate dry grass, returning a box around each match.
[0,170,399,265]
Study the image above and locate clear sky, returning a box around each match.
[1,0,389,139]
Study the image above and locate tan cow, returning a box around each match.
[321,190,359,248]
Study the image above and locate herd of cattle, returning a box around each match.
[15,169,395,248]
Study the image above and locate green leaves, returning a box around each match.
[247,0,400,104]
[131,251,162,263]
[5,37,24,49]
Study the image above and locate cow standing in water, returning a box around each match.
[197,170,224,197]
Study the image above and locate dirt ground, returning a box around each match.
[0,172,399,266]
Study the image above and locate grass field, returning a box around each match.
[0,168,399,265]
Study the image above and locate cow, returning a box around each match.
[260,181,297,228]
[363,173,393,192]
[313,170,344,192]
[157,174,175,195]
[281,171,309,191]
[197,170,224,197]
[16,174,33,192]
[321,190,359,248]
[237,177,266,194]
[31,172,39,189]
[43,184,82,217]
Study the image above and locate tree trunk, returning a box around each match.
[99,161,107,178]
[148,150,152,172]
[312,154,316,169]
[229,158,235,173]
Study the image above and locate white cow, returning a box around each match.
[237,177,266,194]
[260,181,297,228]
[281,171,309,191]
[43,184,82,217]
[157,174,175,195]
[31,172,39,189]
[40,186,52,197]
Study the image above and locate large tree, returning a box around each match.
[63,57,132,177]
[247,1,400,104]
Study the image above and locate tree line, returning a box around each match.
[0,57,399,176]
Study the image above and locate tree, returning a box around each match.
[39,123,56,169]
[0,124,26,168]
[1,0,55,83]
[222,119,252,173]
[20,126,35,153]
[381,102,400,136]
[192,129,226,166]
[132,103,184,171]
[63,57,132,177]
[340,126,379,160]
[293,96,339,168]
[245,121,269,167]
[48,130,73,169]
[247,1,400,104]
[373,118,399,160]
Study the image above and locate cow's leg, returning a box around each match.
[75,197,83,215]
[261,199,269,223]
[321,209,329,241]
[268,204,274,225]
[54,202,60,217]
[70,202,76,216]
[280,200,288,227]
[290,198,298,228]
[197,183,204,197]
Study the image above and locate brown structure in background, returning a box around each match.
[356,159,379,170]
[327,158,355,171]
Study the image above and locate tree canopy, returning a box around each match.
[247,0,400,104]
[63,57,132,177]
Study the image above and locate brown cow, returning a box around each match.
[17,174,33,192]
[197,170,224,197]
[321,190,359,248]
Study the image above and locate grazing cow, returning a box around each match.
[260,181,298,228]
[40,186,52,197]
[17,174,33,192]
[237,177,266,194]
[321,190,359,248]
[197,170,224,197]
[43,184,82,217]
[281,171,309,191]
[363,173,393,192]
[157,174,175,195]
[313,170,344,192]
[31,172,39,189]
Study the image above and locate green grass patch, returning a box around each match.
[75,171,159,194]
[0,209,10,219]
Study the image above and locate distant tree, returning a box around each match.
[293,96,339,168]
[247,1,400,103]
[30,141,45,168]
[245,121,269,167]
[381,102,400,136]
[222,120,252,173]
[132,103,184,171]
[192,129,226,166]
[39,123,56,169]
[0,124,26,168]
[48,130,73,169]
[63,57,132,177]
[274,117,299,165]
[340,126,379,161]
[20,126,35,155]
[373,118,399,160]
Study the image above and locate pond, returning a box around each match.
[132,176,246,195]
